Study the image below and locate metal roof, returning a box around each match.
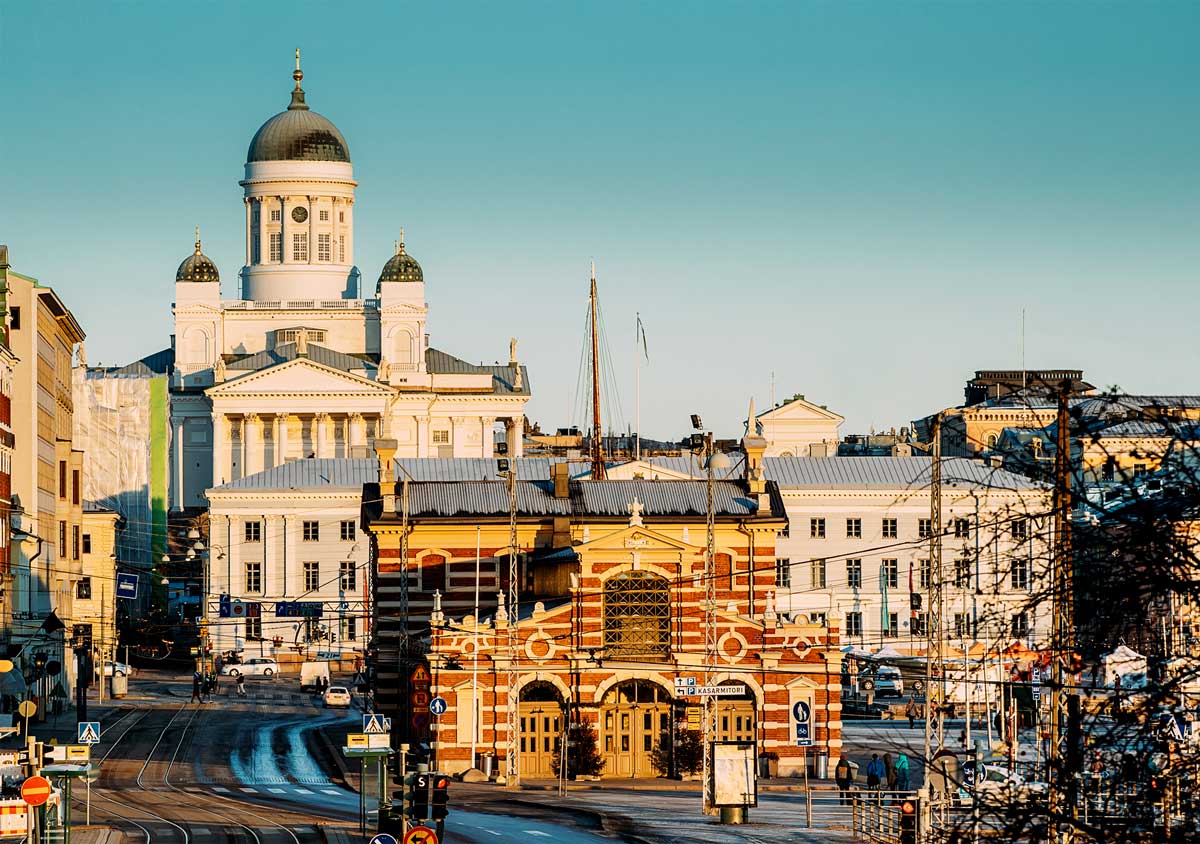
[401,479,783,519]
[392,458,590,482]
[760,456,1045,490]
[210,458,378,492]
[226,342,369,373]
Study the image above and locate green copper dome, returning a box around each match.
[246,58,350,164]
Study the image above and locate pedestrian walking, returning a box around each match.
[865,753,884,791]
[834,756,853,805]
[906,697,919,729]
[236,675,247,698]
[191,671,202,703]
[895,753,910,791]
[884,753,897,792]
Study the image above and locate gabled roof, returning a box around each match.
[90,347,174,377]
[225,342,370,374]
[426,348,530,397]
[759,394,845,423]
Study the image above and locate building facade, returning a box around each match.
[364,440,845,779]
[2,249,88,708]
[75,508,122,667]
[204,458,373,658]
[161,56,530,512]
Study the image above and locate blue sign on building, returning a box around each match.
[116,573,139,600]
[275,601,324,618]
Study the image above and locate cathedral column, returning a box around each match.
[257,198,267,265]
[316,413,330,459]
[345,199,354,268]
[275,414,290,465]
[480,416,495,459]
[451,416,469,458]
[307,196,316,266]
[349,412,366,453]
[416,415,430,458]
[280,196,290,264]
[506,416,524,458]
[244,200,252,266]
[171,416,185,511]
[211,412,227,485]
[244,413,264,477]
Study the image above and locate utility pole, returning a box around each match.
[701,432,717,816]
[504,465,520,788]
[923,414,946,825]
[1048,382,1077,844]
[589,262,606,479]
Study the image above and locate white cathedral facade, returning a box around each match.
[169,56,529,510]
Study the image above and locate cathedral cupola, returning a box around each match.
[377,232,423,289]
[246,50,350,164]
[176,229,220,283]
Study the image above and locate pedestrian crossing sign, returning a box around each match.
[363,714,390,735]
[77,722,100,745]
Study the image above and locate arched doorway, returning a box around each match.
[600,680,673,778]
[519,681,564,779]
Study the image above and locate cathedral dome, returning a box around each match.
[378,239,423,287]
[246,57,350,164]
[177,233,219,283]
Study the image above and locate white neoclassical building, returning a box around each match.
[168,55,530,510]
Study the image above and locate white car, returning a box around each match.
[220,657,278,678]
[957,762,1047,805]
[323,686,352,708]
[99,661,133,677]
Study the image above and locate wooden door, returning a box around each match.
[717,699,756,743]
[519,702,562,779]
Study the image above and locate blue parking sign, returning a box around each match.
[116,573,139,600]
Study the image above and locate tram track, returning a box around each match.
[72,703,323,844]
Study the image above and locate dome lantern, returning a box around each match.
[377,230,424,289]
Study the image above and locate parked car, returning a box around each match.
[220,657,278,678]
[872,666,904,697]
[98,661,134,678]
[323,686,352,708]
[956,761,1047,805]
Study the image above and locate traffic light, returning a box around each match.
[400,772,426,819]
[899,798,919,844]
[910,592,922,611]
[431,774,450,820]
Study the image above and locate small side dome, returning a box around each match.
[377,236,423,289]
[177,231,219,283]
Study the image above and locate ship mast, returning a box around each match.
[590,261,606,479]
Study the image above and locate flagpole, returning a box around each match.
[635,312,641,462]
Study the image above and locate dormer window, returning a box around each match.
[277,328,327,346]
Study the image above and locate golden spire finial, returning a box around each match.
[399,226,405,252]
[194,226,201,254]
[293,48,303,88]
[394,240,400,255]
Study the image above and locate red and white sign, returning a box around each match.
[0,801,29,835]
[404,826,438,844]
[20,776,51,807]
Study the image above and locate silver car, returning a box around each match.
[220,657,278,678]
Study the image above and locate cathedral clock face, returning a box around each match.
[291,206,309,224]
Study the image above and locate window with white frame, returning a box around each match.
[245,562,262,593]
[919,518,932,539]
[319,209,329,222]
[303,561,320,592]
[846,612,863,637]
[884,612,899,638]
[919,558,931,589]
[810,558,826,589]
[303,521,319,541]
[774,558,790,588]
[954,612,970,638]
[1011,518,1028,540]
[244,520,261,542]
[955,554,971,587]
[846,518,862,538]
[432,430,450,445]
[269,233,282,262]
[810,518,825,539]
[1011,556,1029,590]
[339,559,356,591]
[338,235,345,263]
[912,612,927,636]
[847,558,862,588]
[882,518,897,539]
[246,616,263,639]
[339,211,345,223]
[270,208,281,222]
[341,616,357,641]
[318,233,331,261]
[1011,612,1030,638]
[293,233,308,261]
[954,518,971,538]
[340,520,355,541]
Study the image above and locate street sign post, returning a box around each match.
[364,714,391,734]
[403,825,438,844]
[77,722,100,745]
[370,835,399,844]
[792,700,813,747]
[116,573,139,600]
[674,685,744,697]
[429,697,447,716]
[20,776,51,807]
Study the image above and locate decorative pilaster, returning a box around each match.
[416,415,430,458]
[307,196,316,265]
[244,413,264,477]
[316,413,330,459]
[275,413,289,465]
[349,412,367,451]
[480,416,496,459]
[451,416,468,458]
[280,196,290,264]
[244,199,252,265]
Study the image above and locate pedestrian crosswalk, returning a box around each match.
[199,784,349,801]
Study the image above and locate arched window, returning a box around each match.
[390,329,414,369]
[986,433,999,449]
[603,572,670,658]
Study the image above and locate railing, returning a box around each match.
[223,299,378,311]
[851,791,919,843]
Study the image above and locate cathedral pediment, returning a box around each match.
[206,357,391,397]
[577,524,695,555]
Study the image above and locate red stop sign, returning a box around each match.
[21,776,51,807]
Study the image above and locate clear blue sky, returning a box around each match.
[3,2,1198,439]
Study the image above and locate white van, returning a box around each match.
[300,660,331,691]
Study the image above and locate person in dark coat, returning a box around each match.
[884,753,898,791]
[834,756,853,805]
[866,753,885,790]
